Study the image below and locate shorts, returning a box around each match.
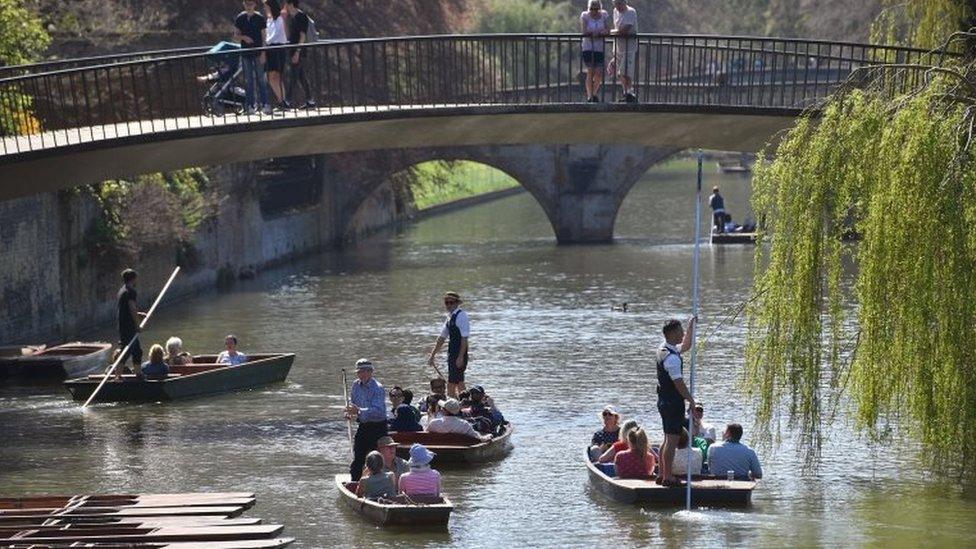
[614,47,638,79]
[447,359,466,384]
[658,398,686,435]
[581,50,605,69]
[265,48,286,72]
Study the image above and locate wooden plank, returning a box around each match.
[0,517,261,532]
[0,538,295,549]
[0,505,246,522]
[0,498,255,513]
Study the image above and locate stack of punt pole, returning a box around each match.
[0,492,294,548]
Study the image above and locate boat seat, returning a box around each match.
[390,431,483,446]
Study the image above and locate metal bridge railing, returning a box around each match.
[0,33,955,157]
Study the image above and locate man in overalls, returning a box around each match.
[656,317,696,486]
[427,292,469,398]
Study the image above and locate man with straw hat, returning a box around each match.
[426,291,470,398]
[344,358,388,481]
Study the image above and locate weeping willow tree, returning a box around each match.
[745,1,976,476]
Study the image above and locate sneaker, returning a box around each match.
[302,99,317,109]
[262,104,273,115]
[245,106,257,115]
[585,95,596,103]
[591,95,600,103]
[276,101,292,111]
[625,92,638,104]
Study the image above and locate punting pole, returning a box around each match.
[685,151,704,511]
[83,267,180,408]
[341,368,354,458]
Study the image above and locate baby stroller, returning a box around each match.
[200,41,246,116]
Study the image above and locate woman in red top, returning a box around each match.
[614,427,657,479]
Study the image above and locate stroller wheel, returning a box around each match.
[201,95,224,116]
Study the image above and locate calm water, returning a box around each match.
[2,159,973,548]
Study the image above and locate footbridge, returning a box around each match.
[0,33,951,240]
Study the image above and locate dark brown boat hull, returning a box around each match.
[391,424,514,466]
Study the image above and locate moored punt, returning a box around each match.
[390,423,514,466]
[0,342,112,380]
[0,524,284,545]
[334,475,453,528]
[0,506,248,524]
[0,492,255,511]
[0,498,255,513]
[0,539,295,549]
[63,353,294,403]
[0,517,261,533]
[585,450,756,507]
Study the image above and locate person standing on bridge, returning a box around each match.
[709,186,725,233]
[235,0,271,115]
[427,292,470,398]
[116,269,147,380]
[580,0,610,103]
[610,0,638,103]
[284,0,315,109]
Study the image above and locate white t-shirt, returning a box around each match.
[673,446,703,476]
[426,415,480,439]
[659,342,682,381]
[580,10,609,52]
[613,6,638,53]
[266,15,287,45]
[216,351,248,366]
[695,421,717,442]
[439,308,470,339]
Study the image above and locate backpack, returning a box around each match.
[305,13,319,42]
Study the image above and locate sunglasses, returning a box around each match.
[602,411,616,417]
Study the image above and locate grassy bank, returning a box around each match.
[410,161,520,210]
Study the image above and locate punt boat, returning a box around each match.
[390,423,514,466]
[0,524,285,545]
[64,353,294,403]
[0,492,256,511]
[585,450,756,506]
[0,517,261,534]
[0,540,294,549]
[710,231,757,245]
[334,475,453,528]
[0,505,248,524]
[0,342,112,380]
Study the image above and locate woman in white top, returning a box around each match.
[672,428,704,477]
[264,0,289,107]
[579,0,610,102]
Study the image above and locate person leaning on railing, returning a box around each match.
[610,0,638,103]
[283,0,316,109]
[580,0,610,103]
[234,0,272,114]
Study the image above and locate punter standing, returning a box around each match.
[426,292,469,398]
[344,358,388,481]
[655,317,696,486]
[116,269,146,379]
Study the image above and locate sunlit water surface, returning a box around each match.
[2,160,973,548]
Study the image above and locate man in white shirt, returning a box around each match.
[691,403,717,443]
[427,291,470,398]
[426,399,489,441]
[611,0,638,103]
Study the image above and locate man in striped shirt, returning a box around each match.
[344,359,388,481]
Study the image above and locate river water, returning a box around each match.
[1,158,974,548]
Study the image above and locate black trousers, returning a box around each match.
[350,421,388,481]
[287,57,311,104]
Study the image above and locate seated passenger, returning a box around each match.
[398,443,441,497]
[589,405,621,461]
[356,451,396,499]
[376,436,409,484]
[141,344,170,380]
[598,418,638,463]
[165,336,193,366]
[422,395,442,427]
[418,378,447,413]
[672,428,704,477]
[426,399,489,441]
[707,423,763,480]
[723,213,740,233]
[613,427,657,480]
[470,385,505,426]
[388,387,423,432]
[216,334,248,366]
[467,386,502,435]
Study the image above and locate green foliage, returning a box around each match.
[85,168,217,257]
[403,161,519,210]
[746,67,976,473]
[0,0,50,66]
[470,0,575,34]
[872,0,972,49]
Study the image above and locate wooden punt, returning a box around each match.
[0,524,284,544]
[710,231,757,245]
[585,450,756,507]
[0,499,255,514]
[390,423,514,466]
[63,353,294,403]
[334,475,453,528]
[0,342,112,380]
[0,492,255,511]
[0,506,248,524]
[0,517,261,533]
[0,539,295,549]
